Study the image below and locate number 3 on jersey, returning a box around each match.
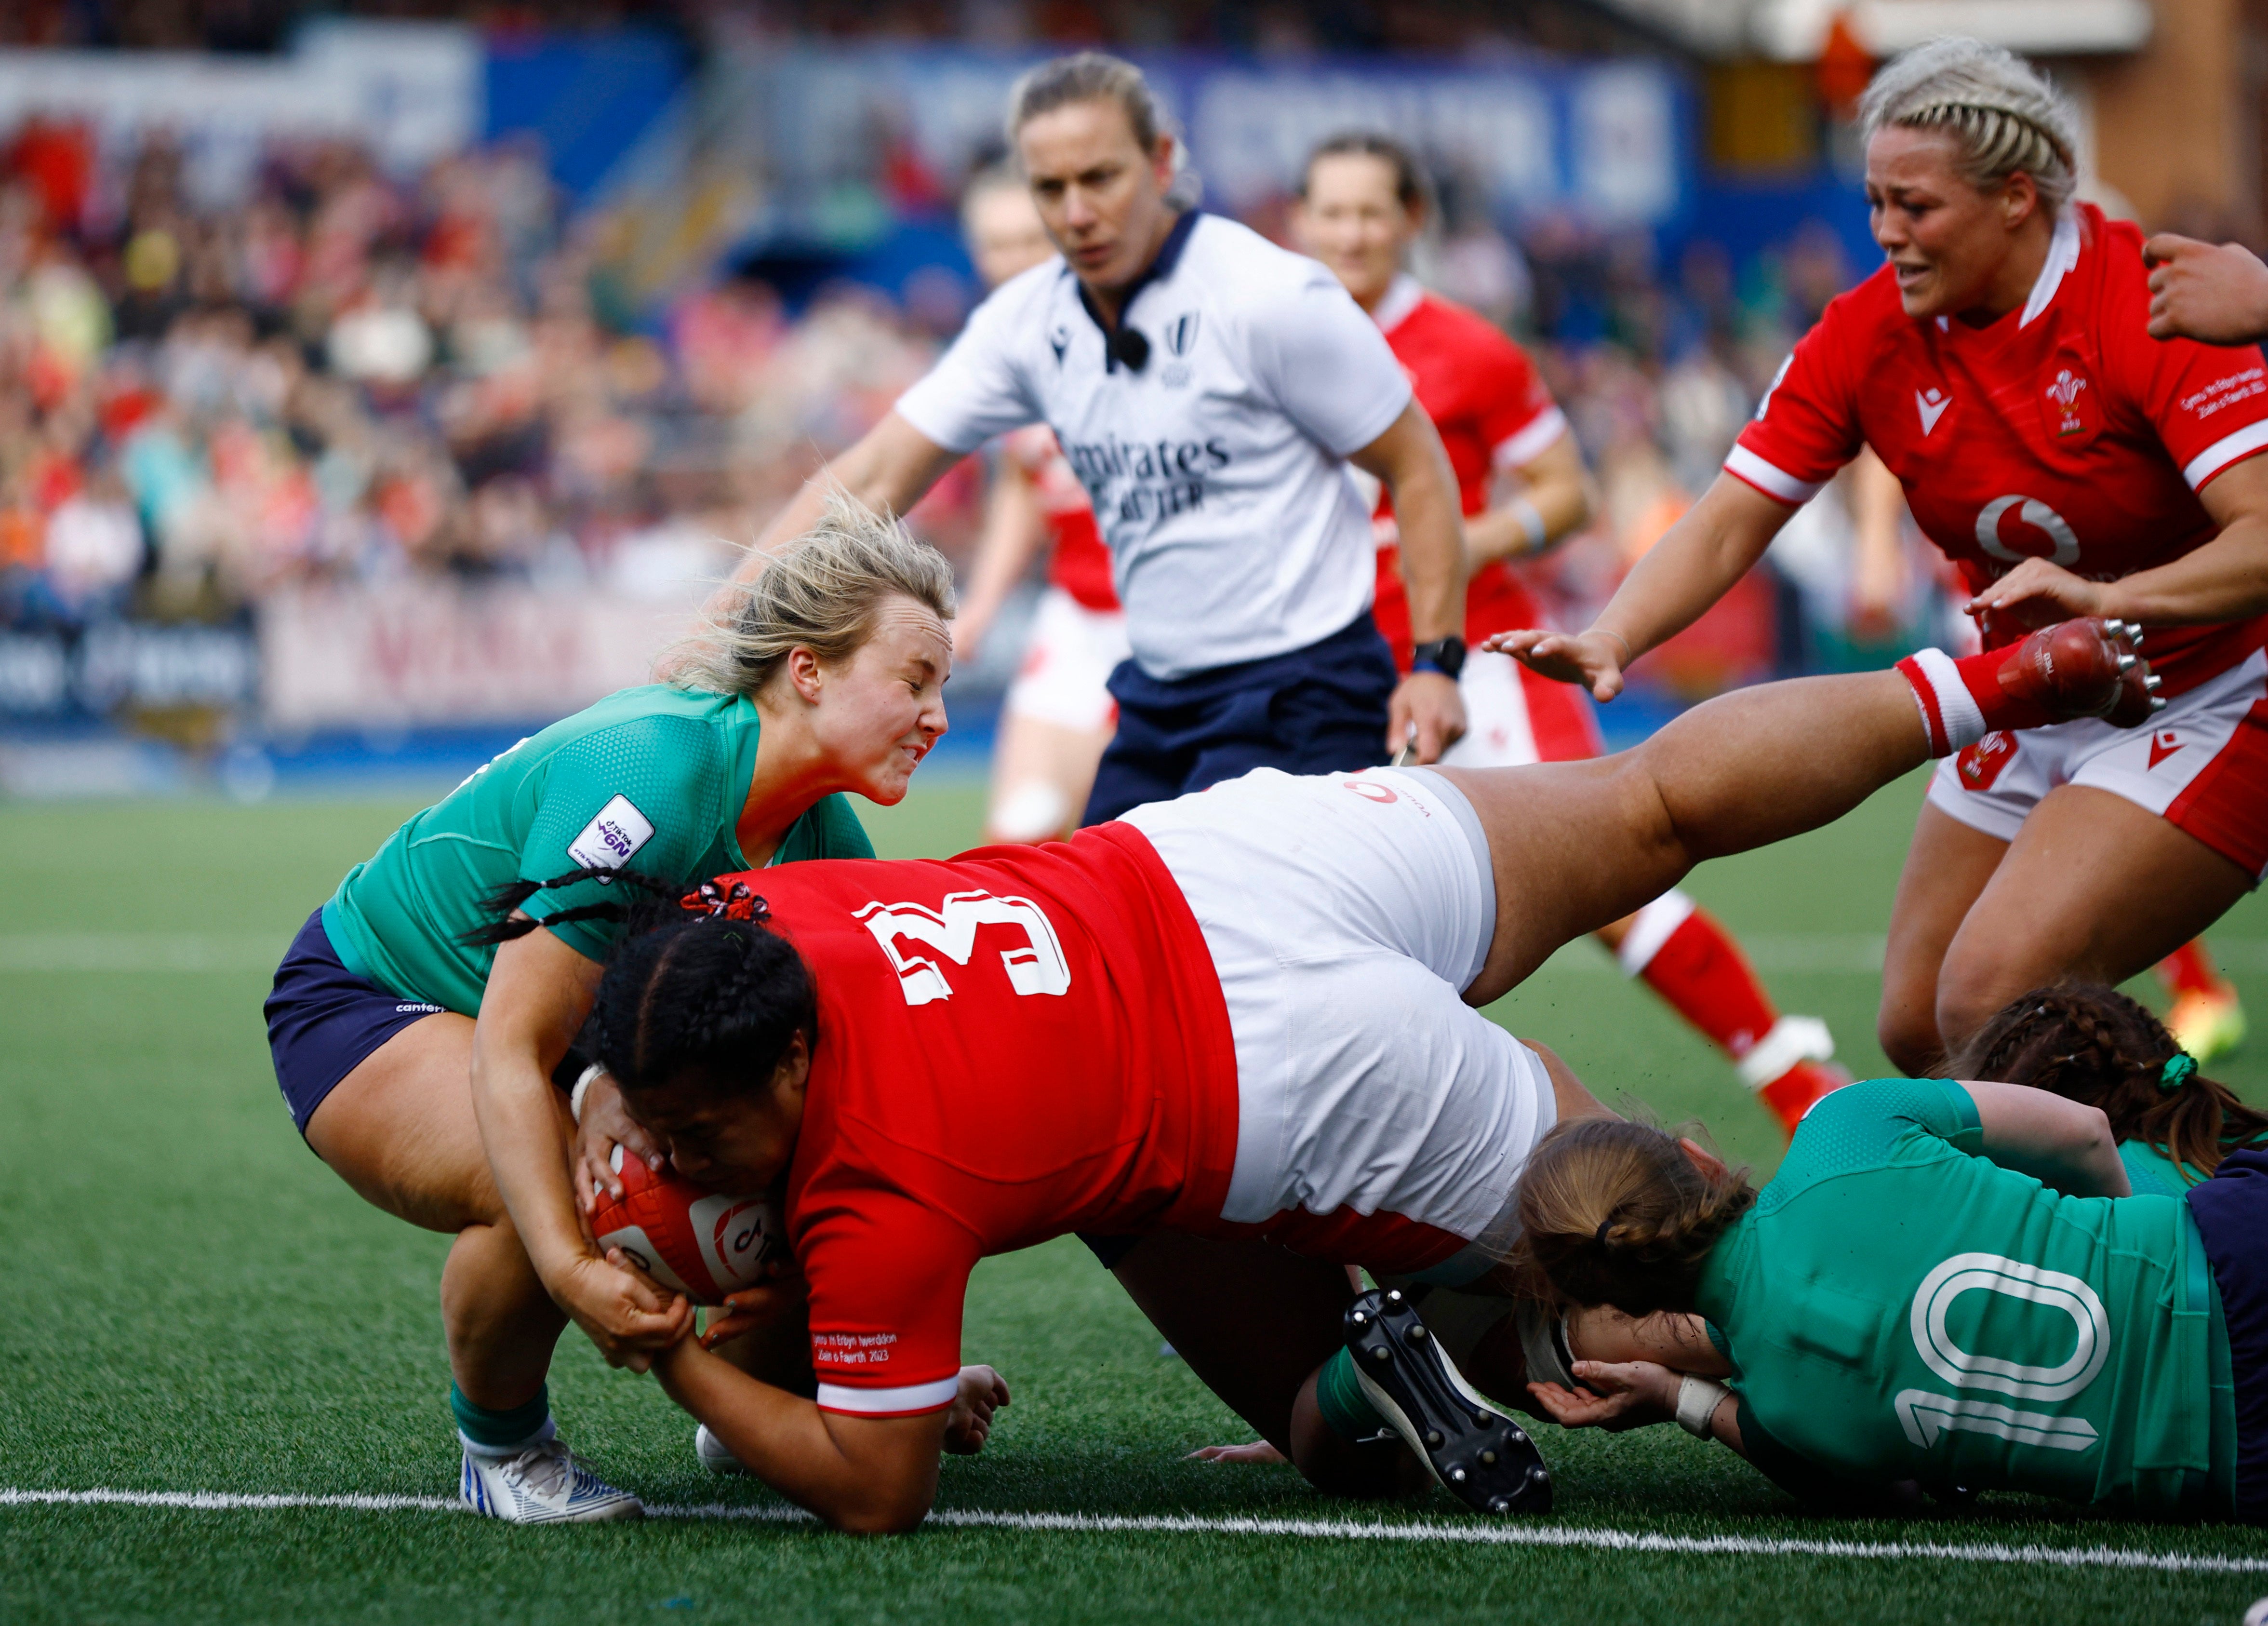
[1894,1251,2108,1453]
[857,890,1072,1006]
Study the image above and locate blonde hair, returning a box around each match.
[1858,36,2078,213]
[667,492,955,698]
[1514,1118,1756,1315]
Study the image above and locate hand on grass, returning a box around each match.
[944,1365,1011,1455]
[1527,1358,1679,1432]
[1186,1441,1288,1465]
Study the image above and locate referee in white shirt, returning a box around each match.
[736,52,1470,813]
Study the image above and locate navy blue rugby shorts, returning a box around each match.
[1081,611,1397,828]
[2188,1148,2268,1520]
[264,909,448,1139]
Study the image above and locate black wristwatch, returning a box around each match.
[1410,636,1467,681]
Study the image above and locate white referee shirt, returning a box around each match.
[895,212,1413,679]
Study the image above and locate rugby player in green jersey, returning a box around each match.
[1956,982,2268,1198]
[1518,1072,2268,1519]
[262,499,955,1522]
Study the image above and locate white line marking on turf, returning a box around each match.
[6,1488,2264,1574]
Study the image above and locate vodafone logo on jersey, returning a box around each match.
[1975,495,2080,567]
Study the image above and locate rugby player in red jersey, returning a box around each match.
[951,169,1129,846]
[1496,38,2268,1075]
[1290,133,1848,1135]
[554,615,2147,1532]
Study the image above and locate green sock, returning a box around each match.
[1313,1346,1387,1442]
[450,1382,552,1454]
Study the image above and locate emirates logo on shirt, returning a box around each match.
[2044,366,2095,439]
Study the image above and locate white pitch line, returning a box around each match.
[5,1487,2264,1574]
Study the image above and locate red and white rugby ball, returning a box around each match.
[589,1146,784,1305]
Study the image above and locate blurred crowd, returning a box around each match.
[0,119,969,634]
[0,115,1930,676]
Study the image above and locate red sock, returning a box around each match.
[1895,646,2059,757]
[2158,941,2225,999]
[1621,894,1777,1060]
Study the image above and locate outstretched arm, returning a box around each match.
[653,1335,1009,1533]
[956,453,1052,665]
[1492,473,1793,701]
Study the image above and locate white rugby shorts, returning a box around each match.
[1120,766,1549,1281]
[1926,647,2268,878]
[1438,647,1605,768]
[1001,585,1129,734]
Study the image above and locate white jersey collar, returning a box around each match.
[1371,273,1425,336]
[2018,208,2081,329]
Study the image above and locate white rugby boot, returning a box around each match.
[694,1423,747,1475]
[458,1433,644,1523]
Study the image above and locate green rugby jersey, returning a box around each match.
[2120,1139,2198,1199]
[321,684,872,1013]
[1694,1077,2235,1516]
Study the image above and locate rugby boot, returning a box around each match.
[458,1437,644,1523]
[2169,984,2247,1066]
[2000,618,2160,727]
[695,1423,747,1475]
[1345,1287,1553,1516]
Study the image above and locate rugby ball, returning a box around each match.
[589,1146,784,1305]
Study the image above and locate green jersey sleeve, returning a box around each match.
[779,793,874,862]
[517,715,732,962]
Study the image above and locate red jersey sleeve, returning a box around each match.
[1726,300,1866,505]
[1470,329,1568,470]
[2101,293,2268,494]
[800,1185,980,1417]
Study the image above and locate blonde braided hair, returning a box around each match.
[1858,36,2078,213]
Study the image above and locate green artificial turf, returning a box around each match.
[4,774,2267,1624]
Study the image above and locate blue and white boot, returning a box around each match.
[458,1422,643,1523]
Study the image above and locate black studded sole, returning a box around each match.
[1345,1287,1553,1516]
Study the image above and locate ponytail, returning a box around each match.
[1954,981,2268,1183]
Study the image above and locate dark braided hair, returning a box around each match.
[1954,982,2268,1184]
[1514,1118,1757,1316]
[459,865,684,948]
[590,893,815,1104]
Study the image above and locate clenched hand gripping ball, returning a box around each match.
[588,1145,785,1304]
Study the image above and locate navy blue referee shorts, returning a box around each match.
[264,909,448,1141]
[1080,611,1398,829]
[1078,611,1398,1271]
[2188,1148,2268,1520]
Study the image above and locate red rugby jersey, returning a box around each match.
[1368,277,1569,664]
[1006,425,1120,612]
[1728,203,2268,695]
[712,824,1237,1417]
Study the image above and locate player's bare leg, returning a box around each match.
[306,1013,570,1409]
[1111,1234,1429,1497]
[985,713,1114,844]
[1444,671,1934,1005]
[1928,785,2251,1060]
[1877,806,2009,1074]
[308,1017,635,1521]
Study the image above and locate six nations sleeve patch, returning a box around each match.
[567,794,656,877]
